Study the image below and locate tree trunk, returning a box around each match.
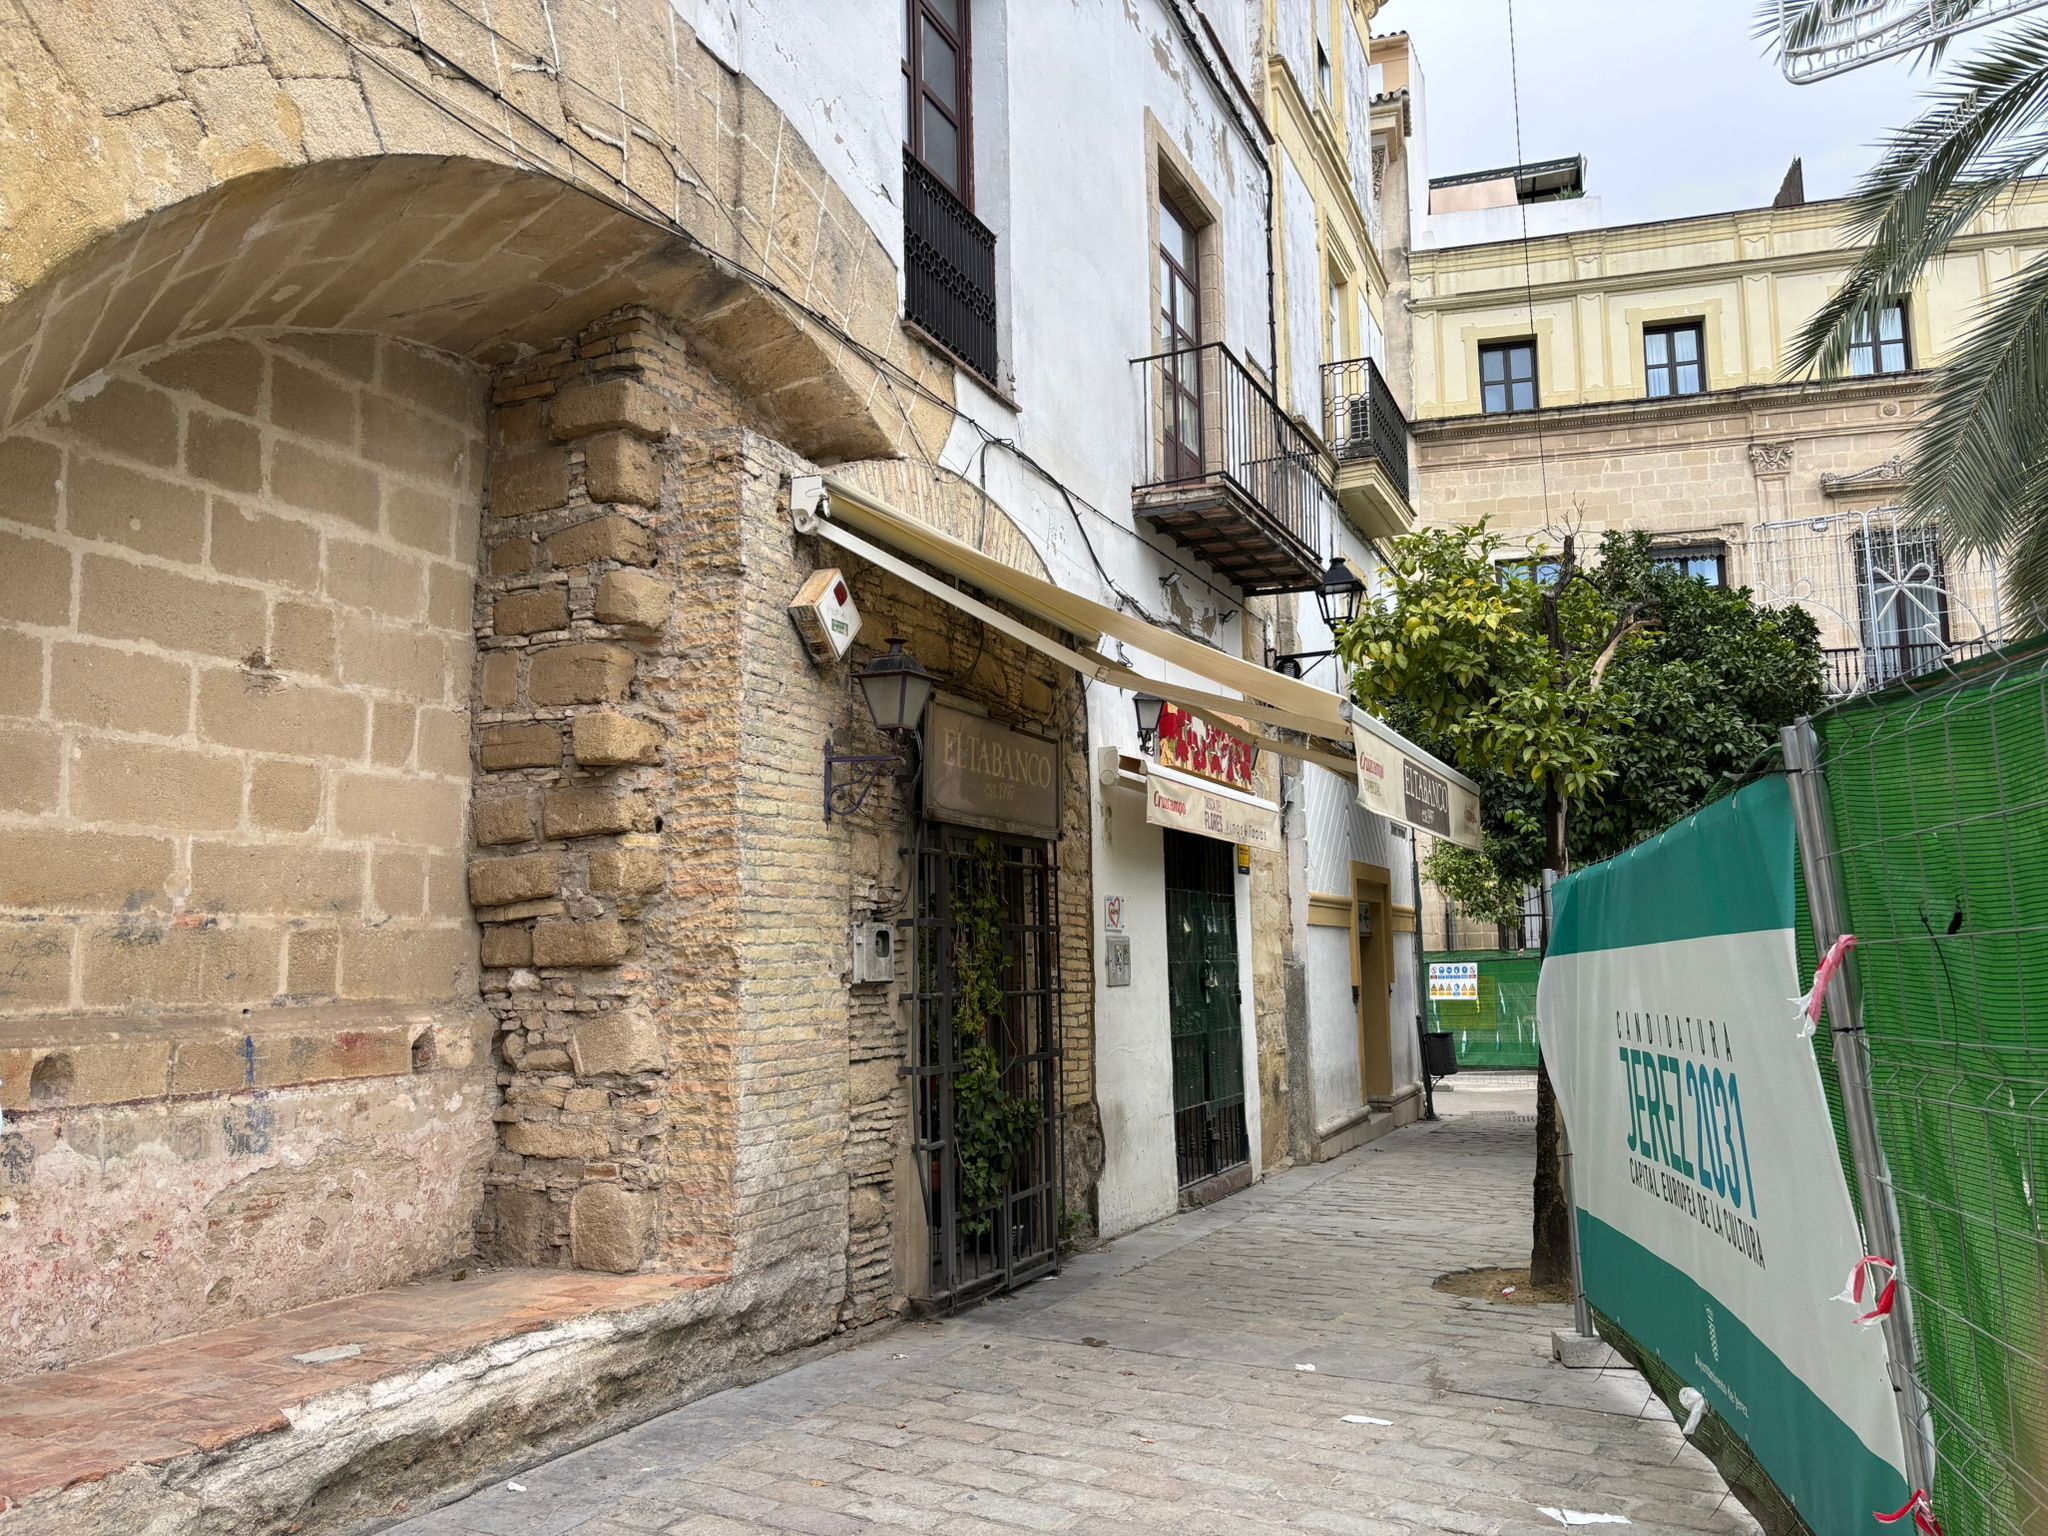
[1529,1055,1573,1289]
[1530,784,1572,1289]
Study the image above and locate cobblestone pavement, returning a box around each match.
[391,1083,1758,1536]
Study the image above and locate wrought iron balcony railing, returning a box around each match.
[903,151,999,384]
[1131,342,1329,592]
[1322,355,1411,504]
[1821,637,1996,696]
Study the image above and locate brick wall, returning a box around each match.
[469,306,1099,1308]
[0,330,482,1013]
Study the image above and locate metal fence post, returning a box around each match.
[1781,719,1936,1495]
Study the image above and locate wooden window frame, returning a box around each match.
[1478,338,1537,415]
[1158,194,1205,482]
[1643,319,1706,399]
[1849,300,1912,377]
[904,0,973,205]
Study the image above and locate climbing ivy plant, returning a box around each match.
[951,836,1041,1237]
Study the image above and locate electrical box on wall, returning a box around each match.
[789,567,861,664]
[852,919,896,985]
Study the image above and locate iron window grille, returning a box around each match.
[1322,354,1412,503]
[903,152,999,384]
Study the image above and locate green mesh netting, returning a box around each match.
[1424,949,1542,1069]
[1815,645,2048,1536]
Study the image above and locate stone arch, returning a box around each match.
[1,155,906,464]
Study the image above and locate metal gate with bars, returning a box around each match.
[908,824,1061,1305]
[1164,829,1249,1191]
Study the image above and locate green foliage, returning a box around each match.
[1336,523,1826,888]
[1422,840,1527,927]
[950,837,1041,1237]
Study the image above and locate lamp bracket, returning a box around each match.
[824,736,918,823]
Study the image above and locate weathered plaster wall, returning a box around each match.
[0,1005,493,1374]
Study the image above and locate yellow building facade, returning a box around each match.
[1409,185,2048,691]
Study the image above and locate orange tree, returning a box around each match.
[1335,522,1824,1283]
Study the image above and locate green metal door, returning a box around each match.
[1164,830,1248,1187]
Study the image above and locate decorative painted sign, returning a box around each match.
[923,703,1059,838]
[1104,895,1125,933]
[1538,776,1910,1536]
[1144,764,1280,851]
[1155,703,1256,793]
[1351,715,1482,849]
[1428,961,1478,1002]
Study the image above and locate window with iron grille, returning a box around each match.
[1479,339,1537,414]
[901,0,998,383]
[1849,302,1911,377]
[1644,321,1705,399]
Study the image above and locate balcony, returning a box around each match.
[1322,356,1415,542]
[1131,342,1329,594]
[903,151,999,384]
[1822,637,1997,697]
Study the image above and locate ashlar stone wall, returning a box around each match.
[0,330,481,1008]
[0,327,493,1368]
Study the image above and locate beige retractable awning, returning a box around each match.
[787,472,1481,831]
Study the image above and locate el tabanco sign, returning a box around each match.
[1350,712,1482,849]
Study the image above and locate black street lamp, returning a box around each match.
[1271,556,1368,677]
[1133,693,1165,754]
[824,639,935,821]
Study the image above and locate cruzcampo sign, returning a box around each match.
[1538,776,1911,1535]
[922,702,1059,838]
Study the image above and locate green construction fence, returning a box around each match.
[1423,948,1542,1069]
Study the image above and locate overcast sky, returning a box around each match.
[1394,0,1962,226]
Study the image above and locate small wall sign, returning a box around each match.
[1104,933,1132,987]
[1104,895,1124,933]
[1428,961,1479,1001]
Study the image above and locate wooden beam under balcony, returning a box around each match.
[1132,342,1331,595]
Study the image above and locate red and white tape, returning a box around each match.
[1793,933,1859,1038]
[1876,1488,1943,1536]
[1832,1255,1899,1326]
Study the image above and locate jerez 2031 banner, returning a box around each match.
[1538,776,1910,1534]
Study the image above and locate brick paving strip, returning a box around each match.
[390,1089,1762,1536]
[0,1270,715,1513]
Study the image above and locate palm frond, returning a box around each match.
[1784,21,2048,378]
[1905,249,2048,632]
